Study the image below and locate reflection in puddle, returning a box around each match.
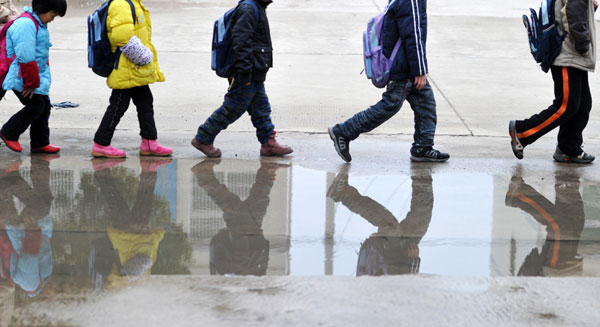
[0,157,599,302]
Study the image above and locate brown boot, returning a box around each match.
[260,132,293,157]
[191,138,222,158]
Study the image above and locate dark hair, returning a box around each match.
[32,0,67,17]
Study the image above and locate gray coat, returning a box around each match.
[554,0,597,72]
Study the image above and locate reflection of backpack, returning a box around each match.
[0,13,39,99]
[522,0,566,73]
[362,0,401,88]
[87,0,137,77]
[211,0,259,78]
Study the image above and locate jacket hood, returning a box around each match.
[258,0,272,7]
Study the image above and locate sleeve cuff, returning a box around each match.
[19,61,40,89]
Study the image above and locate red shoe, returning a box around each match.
[260,131,293,157]
[31,144,60,154]
[0,132,22,152]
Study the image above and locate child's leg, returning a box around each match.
[131,86,158,141]
[247,83,274,144]
[29,96,52,149]
[195,83,259,144]
[337,80,411,141]
[406,82,437,148]
[94,89,133,146]
[0,92,49,141]
[557,72,592,157]
[515,67,585,147]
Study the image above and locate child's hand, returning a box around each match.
[22,88,35,99]
[414,75,427,90]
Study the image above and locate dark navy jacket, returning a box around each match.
[231,0,273,84]
[382,0,428,81]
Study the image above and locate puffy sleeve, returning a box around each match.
[107,0,136,48]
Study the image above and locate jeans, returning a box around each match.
[1,92,51,148]
[94,85,158,146]
[338,79,437,148]
[195,81,275,145]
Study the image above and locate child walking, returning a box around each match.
[0,0,66,154]
[91,0,171,158]
[509,0,598,164]
[192,0,292,158]
[328,0,449,163]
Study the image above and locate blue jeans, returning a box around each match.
[338,80,437,148]
[196,81,275,144]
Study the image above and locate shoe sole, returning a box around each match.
[410,156,449,163]
[0,133,22,152]
[91,152,126,159]
[140,151,172,157]
[328,127,351,163]
[509,121,524,160]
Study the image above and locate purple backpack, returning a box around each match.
[363,0,401,88]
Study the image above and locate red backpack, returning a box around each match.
[0,12,39,98]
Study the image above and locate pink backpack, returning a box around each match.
[0,13,39,92]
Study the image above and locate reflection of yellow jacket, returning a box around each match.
[106,226,165,287]
[106,0,165,89]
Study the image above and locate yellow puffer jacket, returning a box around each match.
[106,0,165,89]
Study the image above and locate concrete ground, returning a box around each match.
[1,0,600,326]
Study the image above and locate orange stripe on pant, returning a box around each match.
[516,193,560,267]
[518,67,570,139]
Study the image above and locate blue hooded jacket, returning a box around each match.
[382,0,428,81]
[2,7,52,95]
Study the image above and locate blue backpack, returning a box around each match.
[211,0,259,78]
[87,0,137,77]
[523,0,566,73]
[362,0,401,88]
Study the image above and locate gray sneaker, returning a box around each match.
[553,147,595,164]
[509,120,524,160]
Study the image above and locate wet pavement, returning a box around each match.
[1,154,599,325]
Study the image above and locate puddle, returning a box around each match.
[0,157,599,297]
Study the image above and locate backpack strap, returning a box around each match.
[124,0,138,25]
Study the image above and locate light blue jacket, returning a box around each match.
[2,7,52,95]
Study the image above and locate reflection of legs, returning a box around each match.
[398,174,433,239]
[242,164,277,227]
[553,174,585,265]
[130,172,158,226]
[192,161,244,213]
[94,170,132,226]
[327,175,398,228]
[19,159,53,219]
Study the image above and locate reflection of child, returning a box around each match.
[327,166,433,276]
[0,157,55,296]
[192,159,285,276]
[0,0,19,25]
[91,159,169,287]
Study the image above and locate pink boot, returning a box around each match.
[260,131,293,156]
[91,143,126,159]
[140,138,173,157]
